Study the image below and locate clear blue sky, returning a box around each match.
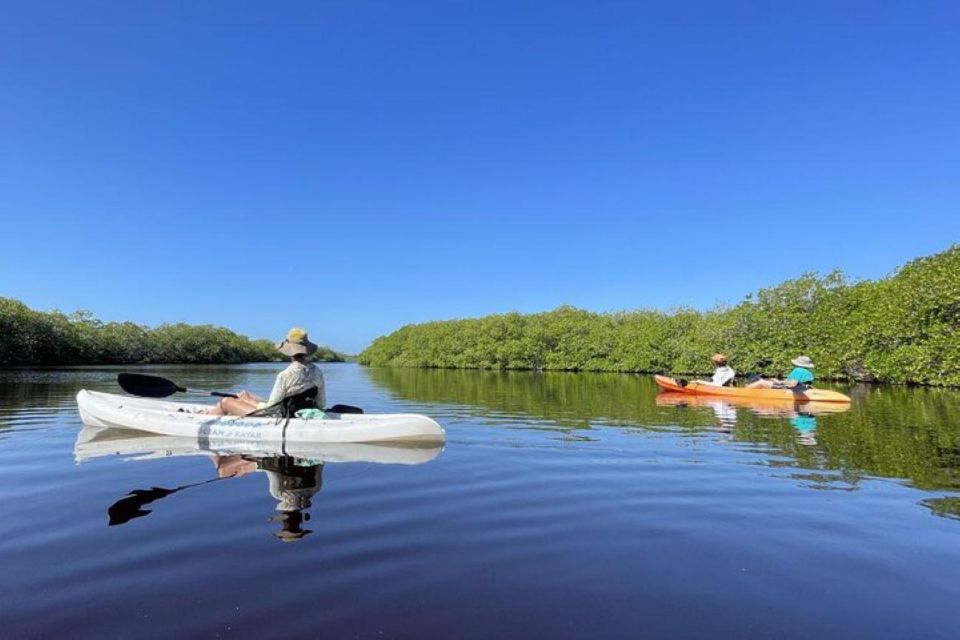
[1,1,958,353]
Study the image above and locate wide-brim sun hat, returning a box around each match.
[792,355,815,369]
[277,327,318,357]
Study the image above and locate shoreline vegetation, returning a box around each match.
[0,299,347,366]
[359,245,960,387]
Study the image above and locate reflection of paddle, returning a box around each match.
[107,477,225,526]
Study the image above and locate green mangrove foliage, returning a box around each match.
[360,245,960,386]
[0,299,345,366]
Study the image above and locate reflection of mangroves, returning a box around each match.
[367,366,716,429]
[366,367,960,491]
[360,245,960,386]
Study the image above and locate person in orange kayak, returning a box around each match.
[207,328,326,416]
[697,353,736,387]
[747,355,816,390]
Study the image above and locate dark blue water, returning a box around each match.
[1,364,959,639]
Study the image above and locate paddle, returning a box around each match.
[117,373,238,399]
[116,373,364,414]
[107,478,226,526]
[327,404,364,414]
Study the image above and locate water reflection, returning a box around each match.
[77,426,443,541]
[366,366,960,492]
[654,392,851,444]
[213,454,323,542]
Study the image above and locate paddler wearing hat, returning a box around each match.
[746,355,816,390]
[697,353,736,387]
[207,328,326,416]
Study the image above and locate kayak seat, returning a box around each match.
[244,386,321,421]
[267,387,322,438]
[278,386,321,419]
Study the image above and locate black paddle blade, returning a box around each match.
[107,486,179,526]
[117,373,182,398]
[327,404,364,414]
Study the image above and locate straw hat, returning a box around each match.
[277,327,319,357]
[791,355,815,369]
[711,353,728,365]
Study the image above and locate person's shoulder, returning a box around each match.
[790,367,814,380]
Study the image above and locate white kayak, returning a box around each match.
[76,390,446,444]
[74,425,443,465]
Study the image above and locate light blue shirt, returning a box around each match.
[786,367,815,384]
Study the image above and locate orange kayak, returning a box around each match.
[654,392,851,416]
[654,375,851,403]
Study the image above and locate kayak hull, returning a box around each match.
[76,390,446,444]
[654,375,851,403]
[654,392,851,416]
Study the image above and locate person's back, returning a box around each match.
[710,364,736,387]
[785,365,814,387]
[265,359,326,409]
[706,353,735,386]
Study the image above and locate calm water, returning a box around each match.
[1,363,960,639]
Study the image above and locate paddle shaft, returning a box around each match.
[182,387,238,398]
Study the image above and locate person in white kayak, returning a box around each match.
[206,328,326,416]
[697,353,736,387]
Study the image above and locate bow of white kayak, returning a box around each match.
[76,390,446,444]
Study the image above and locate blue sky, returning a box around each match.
[1,1,958,353]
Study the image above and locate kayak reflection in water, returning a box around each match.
[206,328,326,417]
[655,392,842,446]
[212,454,323,542]
[84,425,443,540]
[108,453,324,543]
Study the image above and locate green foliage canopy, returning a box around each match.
[360,245,960,386]
[0,300,345,366]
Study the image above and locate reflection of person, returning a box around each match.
[260,456,324,542]
[747,355,816,390]
[791,412,818,445]
[207,328,326,416]
[706,400,737,433]
[213,454,258,478]
[698,353,736,387]
[209,454,323,541]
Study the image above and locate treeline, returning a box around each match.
[359,245,960,386]
[0,298,346,366]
